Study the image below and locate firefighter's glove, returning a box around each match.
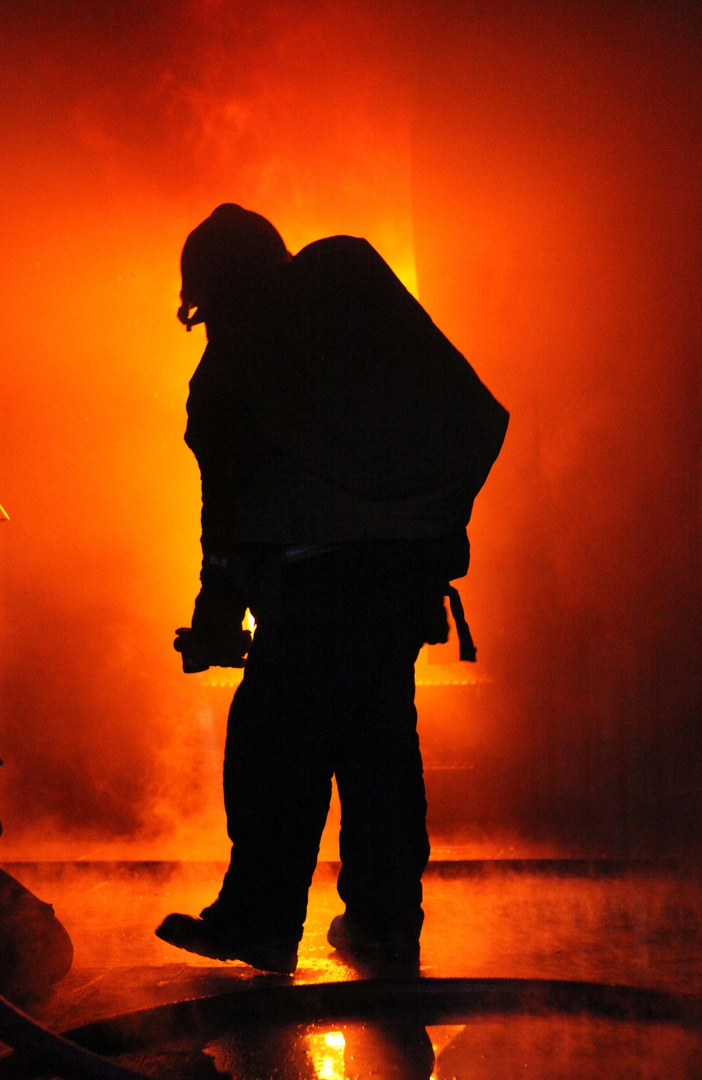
[174,625,251,673]
[175,562,251,673]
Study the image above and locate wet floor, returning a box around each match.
[2,860,702,1077]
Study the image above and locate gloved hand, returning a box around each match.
[175,561,252,673]
[174,625,251,673]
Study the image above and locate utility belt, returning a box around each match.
[204,534,477,662]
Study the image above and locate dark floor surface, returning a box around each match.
[2,860,702,1078]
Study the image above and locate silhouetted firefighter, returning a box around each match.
[157,205,508,974]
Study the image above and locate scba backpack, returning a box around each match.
[276,235,510,535]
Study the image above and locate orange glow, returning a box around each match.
[1,1,700,861]
[0,1,418,861]
[306,1030,346,1080]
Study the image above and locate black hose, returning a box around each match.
[1,978,701,1079]
[0,994,148,1080]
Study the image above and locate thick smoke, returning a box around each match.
[1,0,700,858]
[0,0,417,856]
[412,1,702,856]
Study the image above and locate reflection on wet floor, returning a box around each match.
[2,861,702,1077]
[111,1017,702,1080]
[115,1020,438,1080]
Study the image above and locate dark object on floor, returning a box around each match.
[2,977,702,1080]
[155,912,297,974]
[0,992,146,1080]
[0,868,73,1000]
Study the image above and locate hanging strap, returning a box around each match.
[446,585,477,662]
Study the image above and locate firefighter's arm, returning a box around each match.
[174,561,252,673]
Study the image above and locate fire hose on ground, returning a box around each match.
[2,978,702,1080]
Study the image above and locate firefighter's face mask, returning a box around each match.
[177,293,205,332]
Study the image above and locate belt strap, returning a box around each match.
[446,585,477,662]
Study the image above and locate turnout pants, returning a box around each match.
[211,546,438,946]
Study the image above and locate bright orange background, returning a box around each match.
[1,0,700,859]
